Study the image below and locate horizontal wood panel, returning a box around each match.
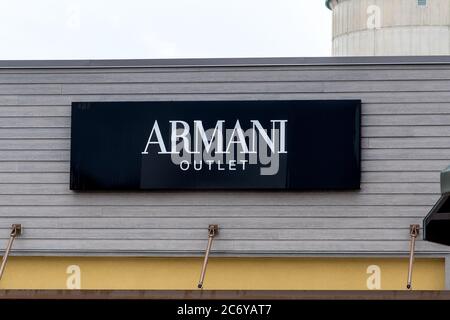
[0,173,68,183]
[363,115,450,126]
[0,106,69,117]
[367,137,450,148]
[0,205,431,218]
[0,172,441,184]
[0,150,69,161]
[0,84,61,94]
[362,103,450,115]
[0,194,439,206]
[363,126,450,137]
[0,128,70,139]
[0,216,426,229]
[0,162,69,172]
[0,228,418,241]
[0,117,69,127]
[362,160,448,172]
[0,183,440,195]
[0,139,69,150]
[0,239,446,253]
[3,69,450,84]
[3,92,450,105]
[57,81,450,94]
[62,91,450,104]
[362,149,450,160]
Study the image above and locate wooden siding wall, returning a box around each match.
[0,62,449,256]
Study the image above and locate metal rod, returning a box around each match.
[198,224,218,289]
[407,224,420,290]
[0,224,22,281]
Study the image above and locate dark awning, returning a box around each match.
[423,166,450,246]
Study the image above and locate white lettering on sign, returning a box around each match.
[141,120,170,154]
[141,120,287,176]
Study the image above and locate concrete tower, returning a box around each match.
[326,0,450,56]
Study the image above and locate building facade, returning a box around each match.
[0,57,449,290]
[327,0,450,56]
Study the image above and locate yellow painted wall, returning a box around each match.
[0,257,444,290]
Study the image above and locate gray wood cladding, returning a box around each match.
[0,60,450,256]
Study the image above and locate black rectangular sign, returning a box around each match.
[70,100,360,190]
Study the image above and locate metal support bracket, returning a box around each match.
[0,224,22,282]
[407,224,420,290]
[198,224,218,289]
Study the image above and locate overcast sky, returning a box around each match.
[0,0,332,60]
